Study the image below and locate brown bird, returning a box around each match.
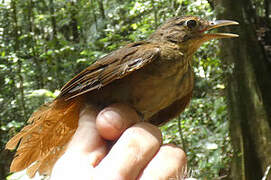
[6,16,238,177]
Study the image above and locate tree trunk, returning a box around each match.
[49,0,57,42]
[97,0,105,20]
[70,1,79,43]
[216,0,271,179]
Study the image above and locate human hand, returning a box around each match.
[51,104,187,180]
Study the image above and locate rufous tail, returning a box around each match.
[6,97,84,177]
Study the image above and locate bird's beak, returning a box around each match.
[202,20,239,39]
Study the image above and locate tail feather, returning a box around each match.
[6,97,84,177]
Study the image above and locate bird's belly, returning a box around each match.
[86,61,194,121]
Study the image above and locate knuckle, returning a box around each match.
[162,144,187,163]
[122,123,162,151]
[126,122,162,143]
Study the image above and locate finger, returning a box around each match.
[138,144,187,180]
[96,103,141,140]
[94,123,162,180]
[66,105,107,166]
[52,105,108,180]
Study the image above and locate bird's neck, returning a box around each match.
[148,38,197,66]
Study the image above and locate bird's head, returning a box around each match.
[149,16,239,56]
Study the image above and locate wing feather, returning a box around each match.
[59,42,160,99]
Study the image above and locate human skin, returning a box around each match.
[51,104,187,180]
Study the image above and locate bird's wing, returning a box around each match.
[59,42,160,99]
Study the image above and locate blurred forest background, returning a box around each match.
[0,0,270,179]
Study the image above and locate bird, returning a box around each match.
[6,16,238,177]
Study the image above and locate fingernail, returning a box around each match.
[99,110,124,131]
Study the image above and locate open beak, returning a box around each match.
[203,20,239,39]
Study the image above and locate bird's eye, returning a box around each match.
[186,20,197,29]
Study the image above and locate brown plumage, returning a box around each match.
[6,16,238,177]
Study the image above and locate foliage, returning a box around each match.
[0,0,232,179]
[162,96,232,179]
